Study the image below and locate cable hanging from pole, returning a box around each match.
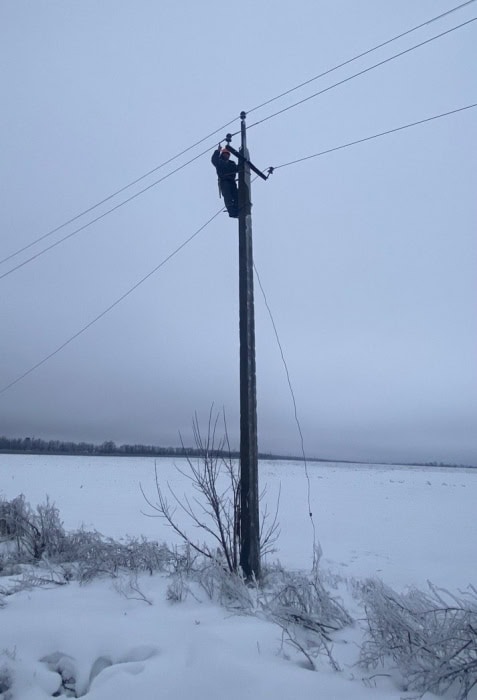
[253,261,318,566]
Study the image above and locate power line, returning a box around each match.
[7,102,470,391]
[241,18,476,133]
[247,0,477,116]
[0,207,223,395]
[272,103,477,170]
[0,144,214,281]
[3,3,473,269]
[4,102,474,285]
[0,120,238,267]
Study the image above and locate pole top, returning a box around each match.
[240,111,247,121]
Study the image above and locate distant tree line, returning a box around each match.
[0,435,242,458]
[2,436,469,467]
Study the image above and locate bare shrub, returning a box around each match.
[166,575,186,603]
[113,572,153,605]
[360,579,477,699]
[165,544,202,603]
[141,409,280,574]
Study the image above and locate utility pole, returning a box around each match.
[237,112,260,580]
[225,113,268,581]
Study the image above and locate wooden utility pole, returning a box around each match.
[224,114,268,580]
[237,111,260,580]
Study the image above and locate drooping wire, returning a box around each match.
[238,18,477,134]
[0,207,224,395]
[0,144,214,281]
[253,261,318,565]
[247,0,476,116]
[272,103,477,170]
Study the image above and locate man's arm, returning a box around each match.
[211,149,221,167]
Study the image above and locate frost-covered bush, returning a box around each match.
[260,552,353,670]
[160,543,254,609]
[66,531,171,582]
[263,552,352,633]
[0,496,171,587]
[0,494,65,561]
[197,559,256,611]
[0,495,29,542]
[360,579,477,699]
[165,545,352,671]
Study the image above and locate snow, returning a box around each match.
[1,454,476,699]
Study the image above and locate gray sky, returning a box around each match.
[1,0,476,464]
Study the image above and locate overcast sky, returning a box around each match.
[1,1,476,464]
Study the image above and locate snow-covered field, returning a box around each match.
[1,454,476,699]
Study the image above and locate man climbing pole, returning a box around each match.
[211,146,239,218]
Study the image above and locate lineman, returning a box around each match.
[211,147,239,218]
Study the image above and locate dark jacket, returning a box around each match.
[211,150,238,181]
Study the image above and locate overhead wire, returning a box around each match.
[0,120,238,267]
[0,207,224,396]
[2,101,474,392]
[246,0,477,117]
[0,144,214,281]
[239,18,477,134]
[272,103,477,170]
[2,2,474,269]
[1,2,474,513]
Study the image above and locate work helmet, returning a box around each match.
[221,148,231,158]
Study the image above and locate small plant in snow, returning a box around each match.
[166,574,187,603]
[113,572,153,606]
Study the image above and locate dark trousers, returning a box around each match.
[220,179,239,218]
